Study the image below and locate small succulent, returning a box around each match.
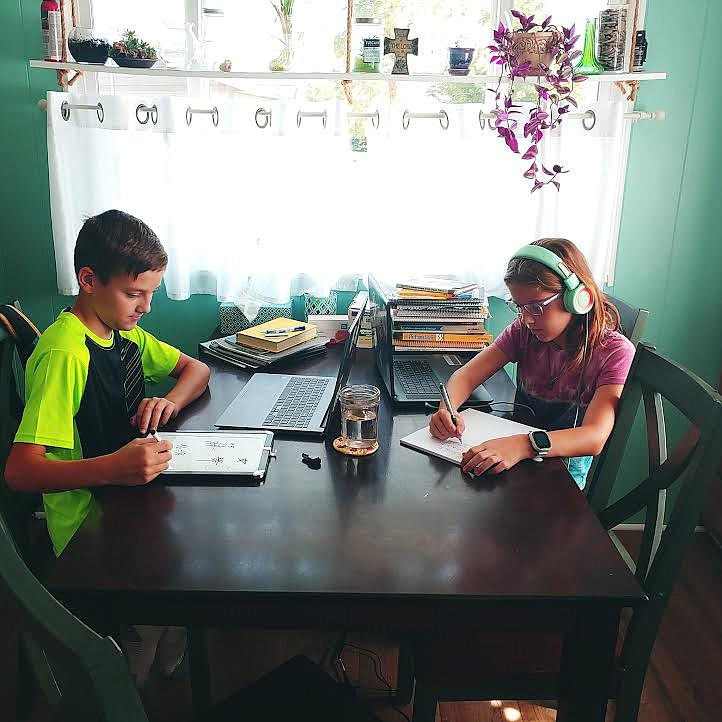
[110,30,158,60]
[488,10,585,191]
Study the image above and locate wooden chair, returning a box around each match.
[605,293,650,347]
[411,343,722,722]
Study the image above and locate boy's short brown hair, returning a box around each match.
[74,210,168,283]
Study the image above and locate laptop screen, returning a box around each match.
[321,298,366,426]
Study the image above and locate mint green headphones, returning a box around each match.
[511,245,594,315]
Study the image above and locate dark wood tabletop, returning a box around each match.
[45,345,642,616]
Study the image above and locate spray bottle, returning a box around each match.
[41,0,62,61]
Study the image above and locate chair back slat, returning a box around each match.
[642,388,667,470]
[635,488,666,584]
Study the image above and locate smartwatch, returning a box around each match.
[528,430,552,462]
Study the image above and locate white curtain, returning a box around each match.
[47,90,628,318]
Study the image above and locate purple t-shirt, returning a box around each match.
[494,318,635,407]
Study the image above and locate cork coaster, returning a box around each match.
[332,437,379,456]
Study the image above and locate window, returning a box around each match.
[53,0,641,311]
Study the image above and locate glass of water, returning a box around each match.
[339,385,380,449]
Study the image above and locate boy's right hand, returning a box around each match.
[110,437,173,486]
[429,409,466,441]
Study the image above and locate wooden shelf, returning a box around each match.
[29,60,666,84]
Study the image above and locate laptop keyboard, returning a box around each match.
[393,358,440,398]
[263,376,331,428]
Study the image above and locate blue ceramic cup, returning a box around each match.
[449,47,474,75]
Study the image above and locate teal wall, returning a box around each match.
[2,0,721,490]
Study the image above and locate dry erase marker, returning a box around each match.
[439,384,461,438]
[265,325,306,335]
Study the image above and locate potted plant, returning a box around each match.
[68,27,110,64]
[268,0,294,71]
[109,30,159,69]
[487,10,585,191]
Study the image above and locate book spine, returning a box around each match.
[393,332,493,343]
[394,323,487,332]
[393,340,490,349]
[395,284,477,294]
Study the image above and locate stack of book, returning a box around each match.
[199,317,328,370]
[348,291,373,348]
[392,277,492,352]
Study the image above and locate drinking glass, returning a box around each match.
[339,385,380,449]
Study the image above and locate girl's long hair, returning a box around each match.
[504,238,621,371]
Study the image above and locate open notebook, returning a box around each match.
[400,408,540,465]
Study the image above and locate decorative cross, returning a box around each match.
[384,28,419,75]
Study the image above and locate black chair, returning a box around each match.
[411,343,722,722]
[0,302,43,561]
[605,293,650,347]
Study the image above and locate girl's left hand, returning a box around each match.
[461,434,533,476]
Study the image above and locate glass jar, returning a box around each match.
[597,2,628,72]
[339,385,380,449]
[352,17,383,73]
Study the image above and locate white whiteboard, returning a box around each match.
[160,431,274,477]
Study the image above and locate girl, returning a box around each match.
[429,238,636,489]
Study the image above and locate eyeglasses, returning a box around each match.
[506,291,562,317]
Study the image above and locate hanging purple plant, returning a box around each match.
[488,10,586,191]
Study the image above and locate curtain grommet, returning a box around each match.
[582,110,596,131]
[135,104,158,125]
[255,107,271,129]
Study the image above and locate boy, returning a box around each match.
[5,209,210,685]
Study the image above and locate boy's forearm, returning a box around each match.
[5,450,114,494]
[165,358,210,411]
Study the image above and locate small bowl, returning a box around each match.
[111,56,158,69]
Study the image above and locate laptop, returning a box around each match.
[368,274,493,406]
[215,304,364,435]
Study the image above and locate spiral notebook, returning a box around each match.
[400,409,539,466]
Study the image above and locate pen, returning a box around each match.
[265,325,306,335]
[439,384,459,436]
[149,429,162,443]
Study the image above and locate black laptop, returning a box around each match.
[215,304,364,435]
[368,274,493,406]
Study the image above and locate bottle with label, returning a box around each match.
[632,30,648,72]
[353,17,383,73]
[41,0,63,62]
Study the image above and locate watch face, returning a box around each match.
[530,430,552,451]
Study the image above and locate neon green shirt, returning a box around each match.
[15,311,180,555]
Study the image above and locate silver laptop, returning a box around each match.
[215,305,364,435]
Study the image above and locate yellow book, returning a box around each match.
[236,317,317,353]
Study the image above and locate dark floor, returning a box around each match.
[2,531,721,722]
